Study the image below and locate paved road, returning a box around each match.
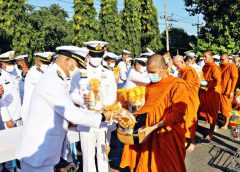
[186,121,239,172]
[110,120,240,172]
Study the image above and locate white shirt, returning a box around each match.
[190,63,202,75]
[0,69,21,122]
[70,64,117,131]
[124,68,150,89]
[16,64,102,167]
[21,66,43,123]
[70,64,117,108]
[117,61,131,84]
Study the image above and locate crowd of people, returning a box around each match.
[0,40,239,172]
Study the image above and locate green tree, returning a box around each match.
[139,0,163,53]
[0,0,34,55]
[184,0,240,54]
[162,27,197,55]
[99,0,123,54]
[122,0,142,57]
[29,4,70,51]
[73,0,100,46]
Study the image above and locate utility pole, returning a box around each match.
[192,16,203,38]
[164,0,169,51]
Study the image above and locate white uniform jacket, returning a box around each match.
[0,69,21,122]
[16,64,102,167]
[21,66,43,123]
[124,68,150,89]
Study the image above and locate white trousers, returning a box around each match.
[80,128,111,172]
[20,161,54,172]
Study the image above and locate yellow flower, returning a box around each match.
[114,66,120,75]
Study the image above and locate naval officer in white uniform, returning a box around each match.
[16,46,115,172]
[21,52,54,124]
[124,58,150,89]
[117,49,132,88]
[15,54,29,104]
[70,41,117,172]
[0,51,22,129]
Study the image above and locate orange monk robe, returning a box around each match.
[236,65,240,89]
[198,62,221,124]
[120,76,189,172]
[180,66,200,138]
[220,63,239,117]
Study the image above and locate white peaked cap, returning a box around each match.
[56,46,89,68]
[83,41,108,49]
[186,52,196,58]
[15,54,28,60]
[56,46,89,58]
[0,51,15,62]
[123,49,131,55]
[135,57,148,63]
[146,48,155,55]
[0,51,15,58]
[34,52,55,58]
[213,55,220,60]
[106,52,118,60]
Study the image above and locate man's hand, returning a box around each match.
[84,94,90,105]
[5,120,14,128]
[0,84,4,97]
[229,92,234,98]
[139,121,164,143]
[102,110,122,121]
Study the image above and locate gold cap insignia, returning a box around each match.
[47,55,52,61]
[9,53,14,60]
[96,43,102,51]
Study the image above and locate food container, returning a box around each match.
[229,114,240,142]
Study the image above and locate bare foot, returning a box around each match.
[187,143,195,152]
[205,134,213,140]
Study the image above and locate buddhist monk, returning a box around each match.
[120,54,189,172]
[219,53,239,129]
[173,55,200,152]
[198,50,221,140]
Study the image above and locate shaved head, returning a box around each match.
[220,53,229,64]
[147,54,167,68]
[203,50,213,64]
[173,55,186,71]
[147,54,169,80]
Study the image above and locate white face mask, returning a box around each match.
[109,63,115,68]
[139,66,146,73]
[69,66,79,78]
[89,58,102,67]
[5,65,15,73]
[40,64,49,72]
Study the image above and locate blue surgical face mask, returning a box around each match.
[148,73,161,83]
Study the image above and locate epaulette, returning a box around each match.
[57,70,64,80]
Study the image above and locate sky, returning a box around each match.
[27,0,204,36]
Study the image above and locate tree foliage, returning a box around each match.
[162,27,197,55]
[0,2,73,63]
[99,0,123,54]
[73,0,100,46]
[121,0,142,57]
[184,0,240,54]
[139,0,163,53]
